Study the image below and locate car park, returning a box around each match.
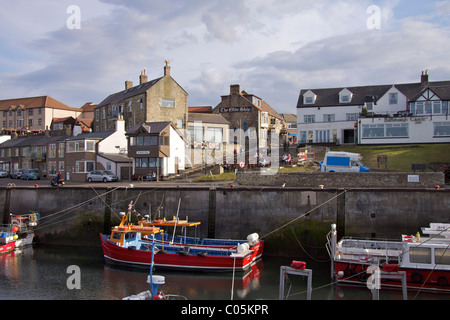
[86,170,118,183]
[0,170,8,178]
[10,169,25,179]
[21,169,41,180]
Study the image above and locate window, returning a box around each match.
[58,161,65,171]
[136,158,158,168]
[188,126,204,142]
[28,119,33,127]
[177,118,184,129]
[303,90,316,104]
[161,98,175,107]
[443,101,448,115]
[66,140,95,152]
[206,127,223,143]
[346,113,359,121]
[128,101,132,112]
[409,247,431,264]
[434,122,450,136]
[315,130,331,143]
[435,248,450,265]
[323,114,335,122]
[76,160,94,173]
[95,109,99,121]
[48,144,56,158]
[362,124,408,138]
[17,109,21,116]
[28,109,33,115]
[433,101,441,114]
[389,93,398,105]
[260,112,268,125]
[160,136,169,145]
[48,161,57,175]
[425,101,432,114]
[298,131,307,143]
[58,143,65,158]
[139,98,143,109]
[304,97,314,104]
[340,95,350,103]
[304,115,315,123]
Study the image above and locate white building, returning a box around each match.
[297,71,450,145]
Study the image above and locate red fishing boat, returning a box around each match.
[328,223,450,292]
[100,201,263,271]
[0,226,16,254]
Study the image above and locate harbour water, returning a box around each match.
[1,245,449,301]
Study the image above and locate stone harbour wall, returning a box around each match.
[236,171,445,188]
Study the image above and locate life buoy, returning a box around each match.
[411,272,423,283]
[344,267,357,279]
[437,276,449,287]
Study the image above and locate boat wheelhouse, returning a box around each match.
[328,223,450,292]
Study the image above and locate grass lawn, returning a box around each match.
[193,172,237,182]
[330,143,450,172]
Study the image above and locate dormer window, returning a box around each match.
[303,90,317,104]
[339,88,353,104]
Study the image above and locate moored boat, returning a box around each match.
[327,223,450,292]
[100,201,263,272]
[0,227,16,254]
[10,211,39,248]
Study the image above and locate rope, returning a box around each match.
[260,189,347,240]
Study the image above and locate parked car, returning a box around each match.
[21,169,41,180]
[86,170,118,183]
[0,170,8,178]
[10,169,25,179]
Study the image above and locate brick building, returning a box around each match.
[212,84,283,149]
[94,62,189,133]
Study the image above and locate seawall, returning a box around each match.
[1,184,449,257]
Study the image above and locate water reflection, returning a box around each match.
[0,246,448,301]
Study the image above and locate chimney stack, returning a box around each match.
[140,69,148,84]
[164,60,171,77]
[125,80,133,90]
[421,70,429,85]
[230,84,241,96]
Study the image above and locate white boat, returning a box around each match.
[327,223,450,292]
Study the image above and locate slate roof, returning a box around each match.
[125,121,172,135]
[188,113,229,125]
[97,78,162,107]
[65,131,114,141]
[297,80,450,108]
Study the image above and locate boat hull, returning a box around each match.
[100,234,257,271]
[144,236,264,262]
[0,241,16,254]
[334,261,450,292]
[15,232,34,248]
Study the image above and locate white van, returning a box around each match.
[319,151,369,172]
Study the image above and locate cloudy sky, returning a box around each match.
[1,0,449,114]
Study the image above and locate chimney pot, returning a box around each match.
[164,60,171,77]
[140,70,148,84]
[421,70,429,85]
